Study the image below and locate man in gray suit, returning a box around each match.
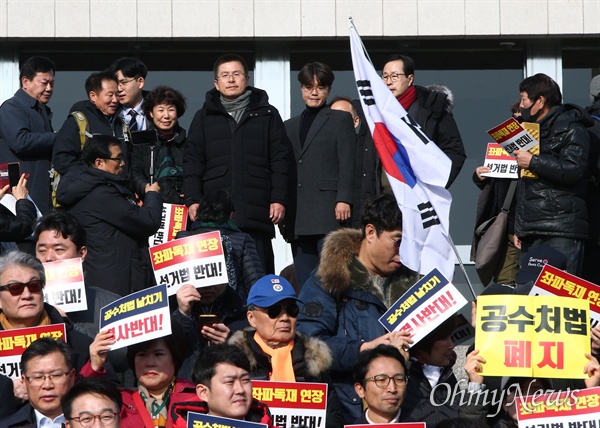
[0,56,56,213]
[284,62,356,288]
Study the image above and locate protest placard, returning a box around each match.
[531,264,600,329]
[148,203,188,246]
[99,284,171,351]
[475,294,590,378]
[252,381,327,428]
[451,314,475,346]
[187,412,267,428]
[347,424,425,428]
[487,118,539,157]
[149,230,228,296]
[516,387,600,428]
[480,143,518,179]
[0,324,66,379]
[42,258,87,313]
[379,268,468,345]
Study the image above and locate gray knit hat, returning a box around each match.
[590,75,600,103]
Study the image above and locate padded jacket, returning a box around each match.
[183,87,289,237]
[296,228,418,423]
[514,104,591,240]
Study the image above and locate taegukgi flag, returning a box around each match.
[349,20,455,280]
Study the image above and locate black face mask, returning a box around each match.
[520,100,542,123]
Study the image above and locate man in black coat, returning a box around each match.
[52,71,130,176]
[513,73,591,275]
[0,56,56,214]
[382,54,466,188]
[183,54,290,275]
[56,135,162,296]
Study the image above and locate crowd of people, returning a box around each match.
[0,51,599,428]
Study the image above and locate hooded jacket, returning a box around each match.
[53,100,131,176]
[56,167,162,295]
[229,329,344,428]
[183,86,290,237]
[170,398,273,428]
[409,85,466,188]
[514,104,591,240]
[296,228,418,423]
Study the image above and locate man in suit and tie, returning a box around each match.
[284,62,356,288]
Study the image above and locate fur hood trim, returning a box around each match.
[317,228,362,296]
[426,84,455,111]
[316,228,418,304]
[229,329,333,378]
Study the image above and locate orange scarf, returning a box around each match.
[253,332,296,382]
[0,309,50,330]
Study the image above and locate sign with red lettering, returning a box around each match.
[149,231,228,296]
[252,381,327,428]
[487,118,539,156]
[100,284,171,351]
[0,324,66,379]
[148,203,188,246]
[379,268,468,345]
[516,387,600,428]
[43,258,87,312]
[480,143,518,179]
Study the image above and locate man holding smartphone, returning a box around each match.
[0,56,56,213]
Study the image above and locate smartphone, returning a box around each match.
[198,314,219,328]
[131,129,158,145]
[7,163,20,188]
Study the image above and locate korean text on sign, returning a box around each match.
[379,268,468,346]
[100,284,171,351]
[486,118,539,156]
[149,203,188,246]
[187,411,267,428]
[0,324,66,379]
[475,294,590,379]
[149,230,228,296]
[43,257,87,313]
[252,381,327,428]
[531,263,600,329]
[516,387,600,428]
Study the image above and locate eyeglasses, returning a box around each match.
[255,303,300,319]
[0,280,44,296]
[382,231,401,249]
[216,71,247,81]
[363,374,408,389]
[301,85,329,94]
[117,78,136,89]
[24,370,72,387]
[381,73,406,82]
[69,412,119,427]
[104,156,124,164]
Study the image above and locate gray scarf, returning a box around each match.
[221,90,252,123]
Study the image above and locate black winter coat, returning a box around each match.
[0,199,37,244]
[56,167,162,295]
[53,100,131,176]
[131,124,186,204]
[409,85,466,188]
[514,104,591,240]
[183,87,290,237]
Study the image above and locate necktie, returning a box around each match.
[128,110,138,132]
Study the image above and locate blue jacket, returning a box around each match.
[296,228,417,423]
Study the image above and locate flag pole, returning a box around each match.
[448,235,477,300]
[348,17,373,65]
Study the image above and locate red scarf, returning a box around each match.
[397,85,417,110]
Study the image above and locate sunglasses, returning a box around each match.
[255,303,300,319]
[0,280,44,296]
